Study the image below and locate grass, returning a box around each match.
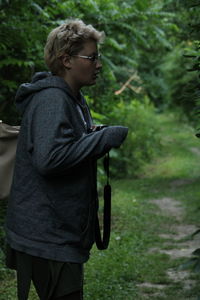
[1,111,200,299]
[84,111,200,299]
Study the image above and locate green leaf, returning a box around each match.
[192,229,200,237]
[192,248,200,256]
[91,110,106,122]
[194,260,200,273]
[179,258,197,270]
[107,38,126,51]
[31,2,50,18]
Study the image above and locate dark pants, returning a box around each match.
[6,245,83,300]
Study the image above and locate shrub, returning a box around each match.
[108,97,161,178]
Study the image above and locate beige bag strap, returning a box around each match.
[0,121,20,200]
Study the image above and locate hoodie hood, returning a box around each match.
[15,72,73,114]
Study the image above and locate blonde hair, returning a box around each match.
[44,19,105,75]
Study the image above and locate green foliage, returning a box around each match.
[1,110,200,299]
[176,2,200,128]
[180,248,200,273]
[0,0,180,122]
[84,112,200,300]
[0,0,198,177]
[158,45,197,114]
[0,0,50,124]
[108,97,161,178]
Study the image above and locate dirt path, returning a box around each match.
[137,181,199,299]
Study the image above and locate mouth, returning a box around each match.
[93,72,100,79]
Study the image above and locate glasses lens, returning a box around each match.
[91,54,101,62]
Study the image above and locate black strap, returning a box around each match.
[16,251,32,300]
[95,152,111,250]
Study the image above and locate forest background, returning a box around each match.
[0,0,200,177]
[1,0,200,298]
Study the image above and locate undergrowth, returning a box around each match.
[1,111,200,299]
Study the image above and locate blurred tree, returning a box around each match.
[0,0,180,123]
[0,0,50,124]
[174,0,200,125]
[1,0,198,175]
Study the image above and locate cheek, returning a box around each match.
[71,62,95,84]
[79,65,94,79]
[82,64,93,72]
[79,64,94,76]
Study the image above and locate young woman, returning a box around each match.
[5,19,128,300]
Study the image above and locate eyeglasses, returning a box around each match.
[72,53,101,63]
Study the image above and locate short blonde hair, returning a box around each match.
[44,19,105,75]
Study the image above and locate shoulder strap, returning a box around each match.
[0,122,20,200]
[95,152,111,250]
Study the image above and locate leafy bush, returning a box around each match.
[108,97,161,178]
[0,0,180,124]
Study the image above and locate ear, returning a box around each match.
[61,55,71,69]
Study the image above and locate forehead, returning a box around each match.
[79,39,98,54]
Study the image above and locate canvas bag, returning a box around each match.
[0,121,20,200]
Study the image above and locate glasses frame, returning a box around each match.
[72,53,101,63]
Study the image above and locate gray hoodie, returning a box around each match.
[5,72,128,263]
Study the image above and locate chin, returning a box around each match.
[86,81,96,86]
[82,78,97,87]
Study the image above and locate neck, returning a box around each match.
[61,73,81,98]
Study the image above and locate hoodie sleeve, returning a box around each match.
[29,89,128,176]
